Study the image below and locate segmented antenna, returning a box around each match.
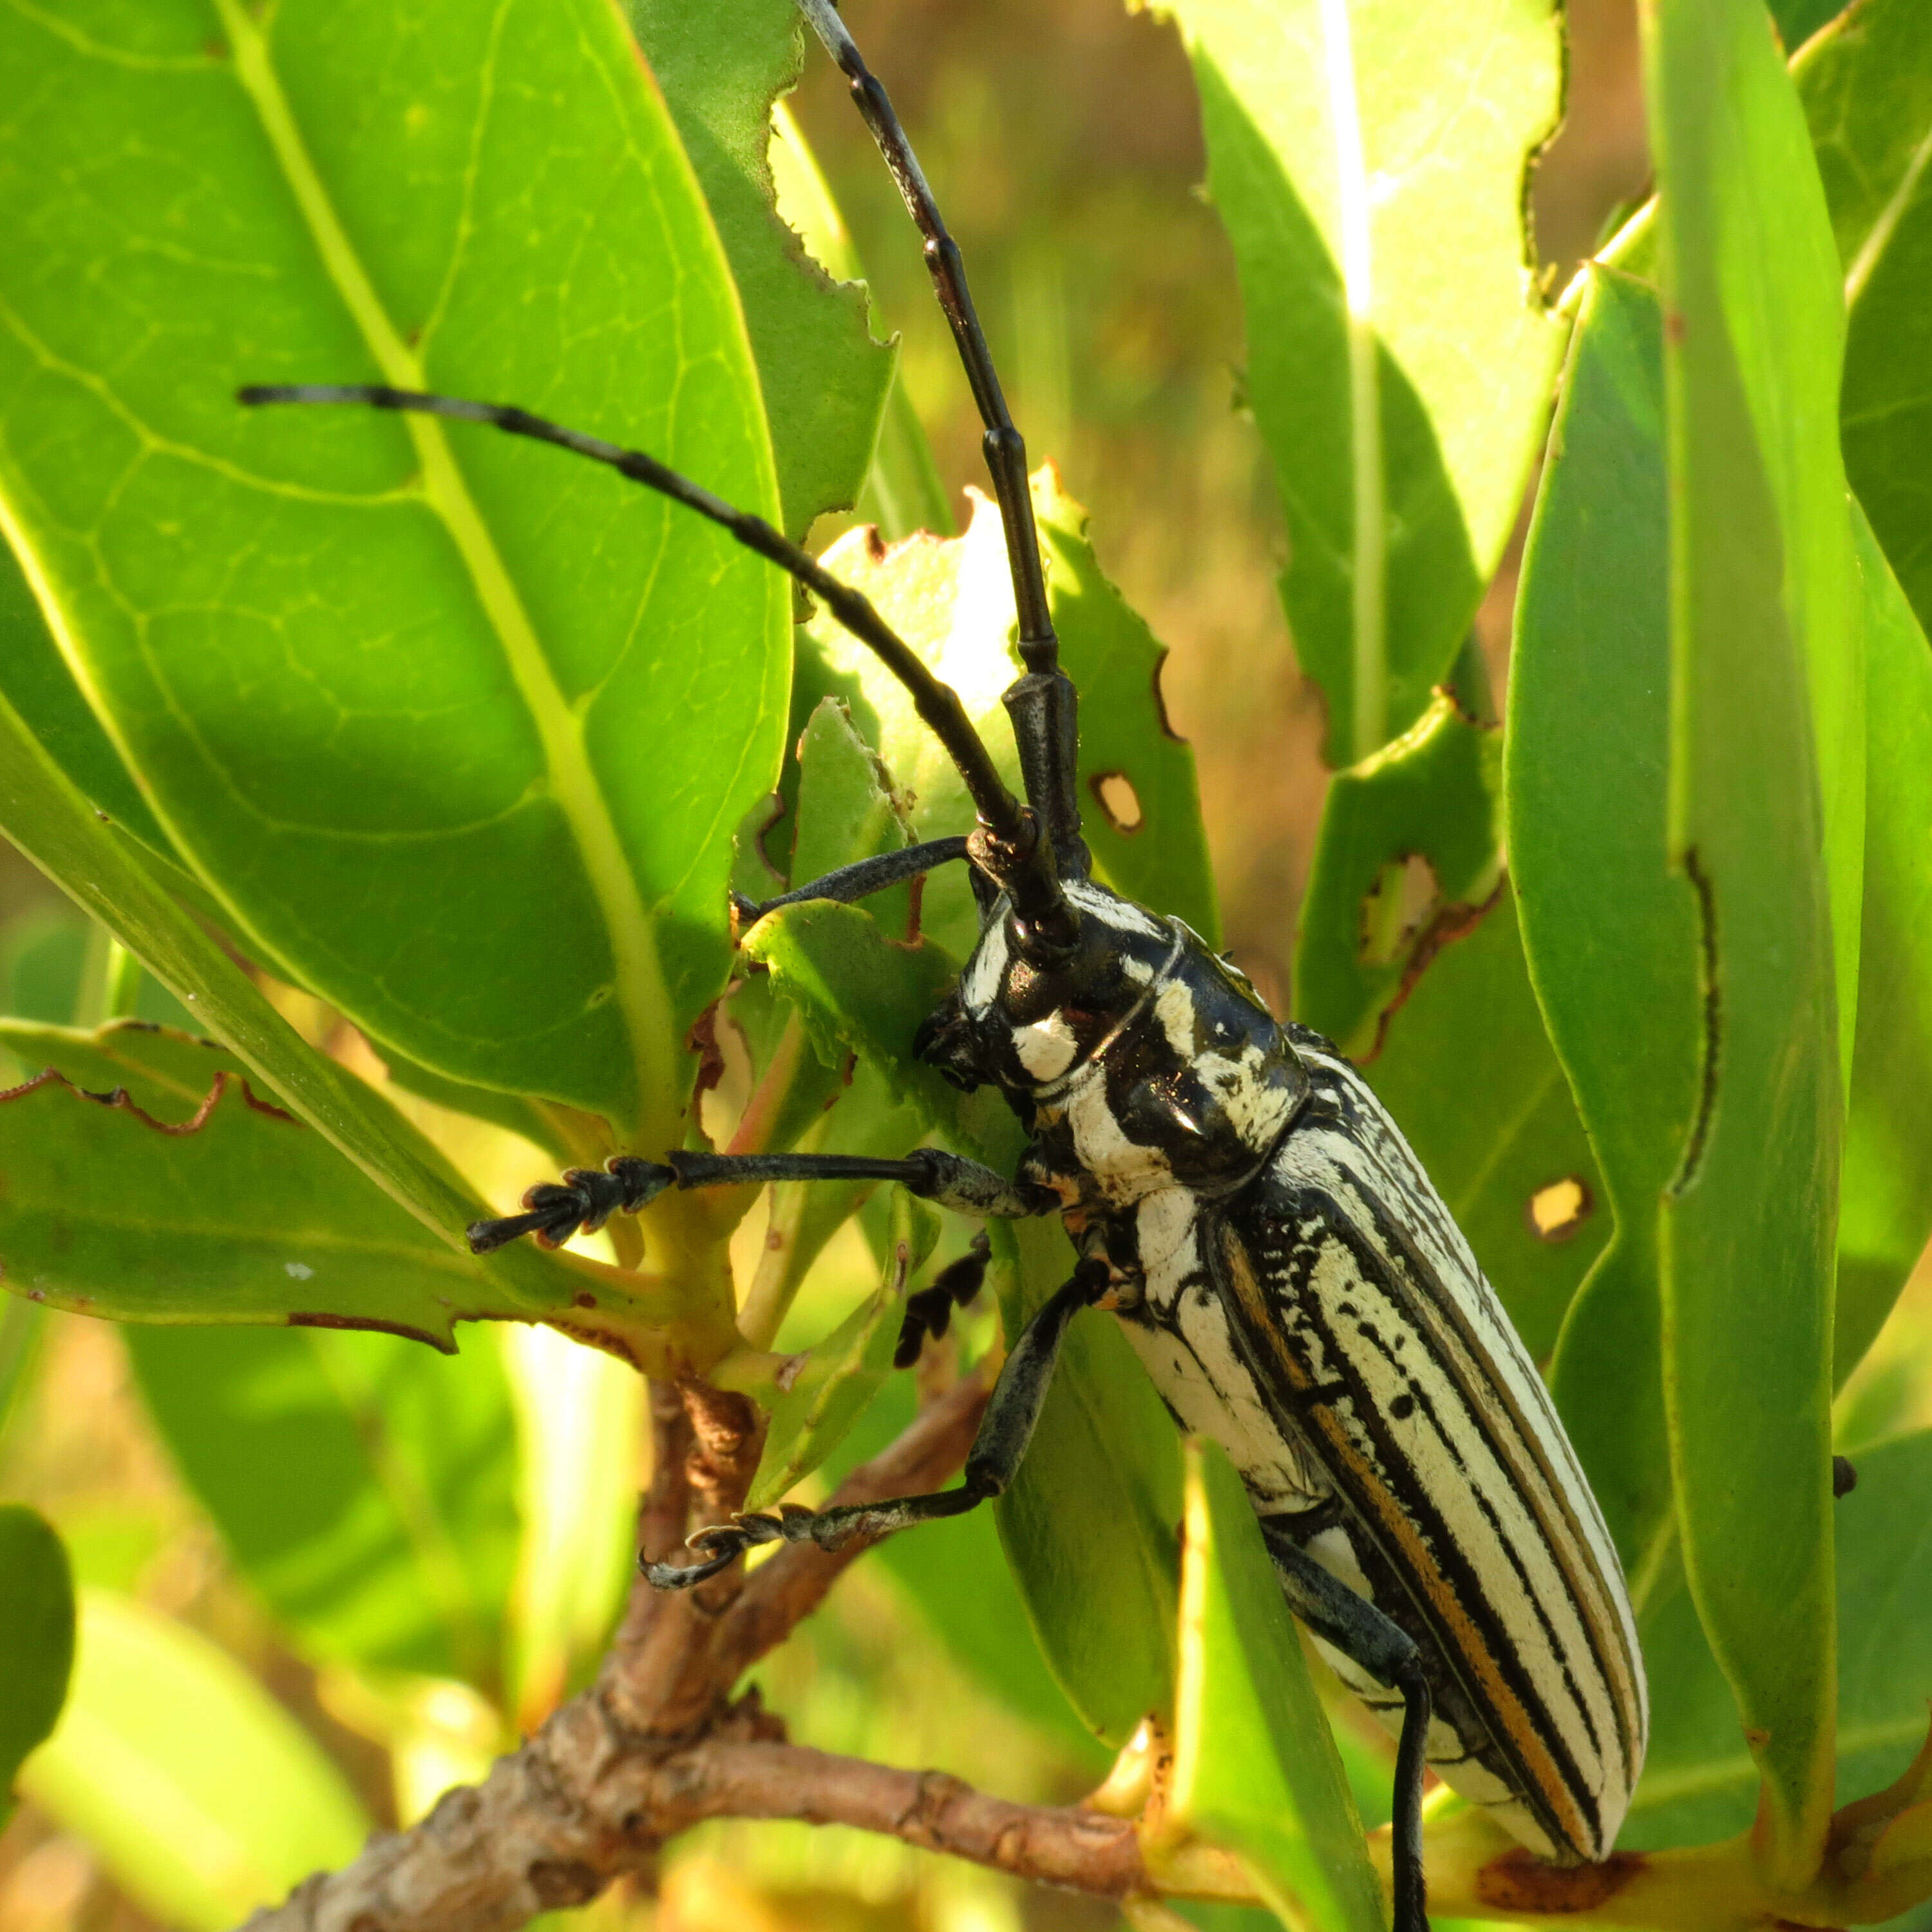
[236,384,1074,939]
[795,0,1089,885]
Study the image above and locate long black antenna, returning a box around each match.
[238,384,1074,941]
[795,0,1088,883]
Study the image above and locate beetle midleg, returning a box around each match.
[1260,1519,1432,1932]
[895,1230,992,1368]
[643,1260,1108,1587]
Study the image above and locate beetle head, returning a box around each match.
[917,880,1186,1095]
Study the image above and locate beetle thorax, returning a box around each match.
[920,880,1311,1209]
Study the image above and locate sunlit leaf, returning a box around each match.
[1165,1438,1383,1932]
[798,475,1215,957]
[0,1020,540,1344]
[19,1590,368,1931]
[0,1505,73,1826]
[126,1321,518,1686]
[0,0,790,1144]
[1648,0,1855,1865]
[745,1193,938,1511]
[0,657,605,1332]
[1509,271,1698,1569]
[627,0,892,537]
[1159,0,1565,762]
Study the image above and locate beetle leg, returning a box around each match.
[643,1259,1106,1588]
[895,1229,992,1368]
[467,1146,1053,1253]
[1258,1522,1433,1932]
[732,835,972,925]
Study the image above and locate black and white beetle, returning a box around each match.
[243,1,1647,1922]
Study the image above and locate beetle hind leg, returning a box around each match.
[1258,1521,1433,1932]
[644,1259,1105,1588]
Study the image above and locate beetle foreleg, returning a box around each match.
[733,835,972,925]
[643,1260,1105,1588]
[1259,1522,1432,1932]
[468,1147,1054,1253]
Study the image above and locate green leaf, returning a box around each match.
[0,0,790,1144]
[0,699,606,1332]
[1516,281,1932,1587]
[1508,271,1700,1570]
[1801,0,1932,644]
[1625,1429,1932,1852]
[627,0,891,538]
[763,100,955,543]
[1648,0,1856,1867]
[0,1505,73,1824]
[503,1323,643,1730]
[370,1046,573,1166]
[1293,690,1502,1057]
[790,697,914,934]
[126,1321,518,1686]
[1773,0,1853,55]
[0,533,173,860]
[993,1212,1184,1748]
[1837,509,1932,1379]
[798,476,1214,958]
[821,1375,1109,1766]
[0,1020,543,1345]
[1162,0,1564,763]
[19,1589,368,1930]
[1166,1437,1383,1932]
[1798,0,1932,277]
[1360,890,1609,1363]
[745,1193,938,1511]
[743,900,978,1139]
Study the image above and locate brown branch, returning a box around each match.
[237,1373,1048,1932]
[640,1739,1145,1895]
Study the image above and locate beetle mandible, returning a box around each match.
[243,1,1647,1923]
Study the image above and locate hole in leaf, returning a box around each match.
[1527,1176,1593,1243]
[1358,853,1439,967]
[1090,770,1144,834]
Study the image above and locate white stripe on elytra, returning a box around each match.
[1113,1267,1337,1522]
[1293,1047,1645,1764]
[1295,1228,1619,1796]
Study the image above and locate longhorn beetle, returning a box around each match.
[242,1,1647,1923]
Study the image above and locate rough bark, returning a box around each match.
[236,1371,1155,1932]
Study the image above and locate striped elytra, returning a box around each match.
[963,880,1648,1864]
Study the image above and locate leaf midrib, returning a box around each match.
[1314,0,1386,762]
[214,0,668,1137]
[1846,113,1932,308]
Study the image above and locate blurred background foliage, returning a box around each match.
[5,0,1929,1929]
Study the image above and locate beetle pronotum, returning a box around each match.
[243,1,1647,1923]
